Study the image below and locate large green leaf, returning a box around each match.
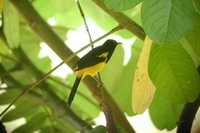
[104,0,142,11]
[3,0,19,48]
[141,0,196,43]
[149,43,200,103]
[149,91,183,130]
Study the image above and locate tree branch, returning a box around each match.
[101,103,118,133]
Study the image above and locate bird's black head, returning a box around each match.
[102,39,121,63]
[104,39,120,48]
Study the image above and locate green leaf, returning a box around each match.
[185,16,200,58]
[101,45,124,92]
[53,1,82,29]
[52,26,69,41]
[13,112,46,133]
[0,35,9,56]
[149,91,183,130]
[33,0,55,19]
[0,89,21,105]
[193,0,200,13]
[3,0,19,48]
[20,43,51,73]
[10,70,33,85]
[19,25,41,45]
[141,0,196,43]
[49,0,74,13]
[149,43,200,103]
[0,58,17,77]
[2,98,42,122]
[104,0,142,11]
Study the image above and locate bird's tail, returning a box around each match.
[67,76,82,107]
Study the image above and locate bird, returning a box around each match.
[67,39,120,107]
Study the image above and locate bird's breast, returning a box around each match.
[76,62,106,79]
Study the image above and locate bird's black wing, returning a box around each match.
[74,46,108,71]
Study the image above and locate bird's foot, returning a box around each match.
[97,81,104,88]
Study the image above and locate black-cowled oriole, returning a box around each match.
[67,39,120,107]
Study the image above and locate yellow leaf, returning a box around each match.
[132,36,156,114]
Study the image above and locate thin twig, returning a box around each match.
[77,0,94,48]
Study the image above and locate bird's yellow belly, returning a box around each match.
[76,62,106,79]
